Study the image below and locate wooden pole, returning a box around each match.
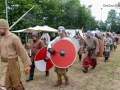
[10,6,35,30]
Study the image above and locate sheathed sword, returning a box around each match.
[10,6,35,30]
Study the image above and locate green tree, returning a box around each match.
[0,0,100,34]
[105,9,118,32]
[0,0,5,19]
[7,0,40,30]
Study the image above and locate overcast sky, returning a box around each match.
[80,0,120,22]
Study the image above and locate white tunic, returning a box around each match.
[103,37,112,52]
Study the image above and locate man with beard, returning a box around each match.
[26,32,50,82]
[82,30,99,73]
[0,19,31,90]
[111,32,118,51]
[103,32,112,62]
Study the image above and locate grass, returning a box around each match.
[1,45,120,90]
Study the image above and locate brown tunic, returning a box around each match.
[0,33,31,67]
[30,39,45,62]
[0,33,32,88]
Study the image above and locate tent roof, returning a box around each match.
[11,25,58,33]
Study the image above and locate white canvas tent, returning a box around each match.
[41,26,58,32]
[11,26,58,44]
[11,25,58,33]
[65,29,83,37]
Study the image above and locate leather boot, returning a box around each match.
[13,84,25,90]
[79,55,82,61]
[79,58,81,61]
[54,80,62,87]
[26,77,33,82]
[65,77,69,85]
[91,66,95,69]
[104,57,108,62]
[45,71,49,77]
[83,68,88,73]
[104,60,107,62]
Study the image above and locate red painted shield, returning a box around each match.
[35,47,53,71]
[50,39,76,68]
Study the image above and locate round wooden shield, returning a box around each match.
[35,47,53,71]
[71,38,80,52]
[50,40,76,68]
[97,39,104,57]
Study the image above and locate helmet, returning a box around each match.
[86,30,92,35]
[66,31,70,35]
[58,26,65,31]
[58,26,65,34]
[0,19,9,29]
[75,29,79,33]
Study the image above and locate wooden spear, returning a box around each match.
[10,6,35,30]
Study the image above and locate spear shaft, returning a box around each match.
[10,6,35,30]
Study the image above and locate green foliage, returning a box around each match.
[105,9,119,32]
[0,0,98,30]
[0,0,101,42]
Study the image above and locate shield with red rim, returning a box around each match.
[35,47,53,71]
[50,39,76,68]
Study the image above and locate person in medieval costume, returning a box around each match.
[26,39,32,55]
[41,33,51,47]
[48,26,70,86]
[26,32,49,82]
[116,34,119,45]
[65,31,71,37]
[50,33,56,41]
[95,33,100,39]
[111,32,118,51]
[0,19,31,90]
[82,30,99,73]
[103,32,112,62]
[73,29,84,61]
